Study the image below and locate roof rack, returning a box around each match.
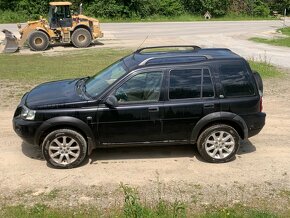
[139,54,211,66]
[135,45,201,54]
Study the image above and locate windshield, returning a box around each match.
[85,60,127,97]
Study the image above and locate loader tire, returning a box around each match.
[28,31,50,51]
[71,28,91,48]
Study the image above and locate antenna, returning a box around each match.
[136,35,149,51]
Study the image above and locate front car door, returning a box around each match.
[97,70,165,145]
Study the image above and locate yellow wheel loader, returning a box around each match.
[1,1,103,53]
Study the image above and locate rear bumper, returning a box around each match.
[242,112,266,138]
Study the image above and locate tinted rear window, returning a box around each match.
[169,69,202,99]
[219,64,254,97]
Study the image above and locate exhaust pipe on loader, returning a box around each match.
[1,29,19,53]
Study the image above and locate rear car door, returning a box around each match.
[161,66,219,142]
[217,61,259,114]
[97,70,165,145]
[216,61,263,135]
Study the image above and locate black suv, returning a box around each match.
[13,46,266,168]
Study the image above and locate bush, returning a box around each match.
[200,0,230,16]
[155,0,185,16]
[253,5,270,16]
[86,0,124,18]
[0,10,30,23]
[252,0,270,17]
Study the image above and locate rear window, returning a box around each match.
[219,64,254,97]
[169,68,214,99]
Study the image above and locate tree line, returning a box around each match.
[0,0,289,20]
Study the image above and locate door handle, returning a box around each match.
[148,107,159,112]
[204,103,214,109]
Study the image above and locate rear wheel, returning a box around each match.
[42,129,87,169]
[197,124,240,163]
[28,31,49,51]
[71,28,91,48]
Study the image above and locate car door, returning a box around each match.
[161,67,219,142]
[97,70,165,145]
[217,61,258,114]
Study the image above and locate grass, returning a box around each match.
[0,48,283,83]
[0,204,283,218]
[250,27,290,48]
[248,60,283,78]
[0,48,132,82]
[0,12,276,24]
[99,14,275,23]
[0,184,289,218]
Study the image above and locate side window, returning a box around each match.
[169,69,202,99]
[115,72,163,103]
[202,69,214,98]
[55,6,71,19]
[219,64,254,97]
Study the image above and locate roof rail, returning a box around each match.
[139,54,211,66]
[135,45,201,54]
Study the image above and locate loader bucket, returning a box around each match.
[1,29,19,53]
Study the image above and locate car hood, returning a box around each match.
[26,79,87,109]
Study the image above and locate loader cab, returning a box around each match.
[49,2,73,29]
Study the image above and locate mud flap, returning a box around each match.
[1,29,19,53]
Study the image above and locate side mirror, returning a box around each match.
[105,95,118,108]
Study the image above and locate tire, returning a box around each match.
[197,124,240,163]
[71,28,92,48]
[253,71,263,94]
[28,31,50,51]
[42,129,87,169]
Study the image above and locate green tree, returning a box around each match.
[0,0,18,10]
[251,0,270,16]
[268,0,290,15]
[200,0,230,16]
[16,0,50,19]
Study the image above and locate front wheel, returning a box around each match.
[42,129,87,169]
[197,124,240,163]
[28,31,50,51]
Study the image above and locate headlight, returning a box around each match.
[21,106,36,120]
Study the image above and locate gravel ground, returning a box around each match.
[0,75,289,211]
[0,20,290,211]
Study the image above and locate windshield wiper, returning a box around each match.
[81,77,93,98]
[76,77,91,98]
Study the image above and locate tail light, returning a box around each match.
[260,96,263,112]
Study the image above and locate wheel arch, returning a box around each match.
[190,112,248,144]
[71,24,92,36]
[35,116,96,155]
[32,27,50,40]
[20,28,50,47]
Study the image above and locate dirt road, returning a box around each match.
[0,76,289,208]
[1,20,290,68]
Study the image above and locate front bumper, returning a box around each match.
[13,116,42,145]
